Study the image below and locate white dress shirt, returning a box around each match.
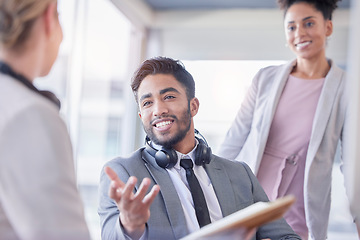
[166,141,223,233]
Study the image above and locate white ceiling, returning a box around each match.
[143,0,350,11]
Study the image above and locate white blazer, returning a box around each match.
[0,73,90,240]
[218,59,349,240]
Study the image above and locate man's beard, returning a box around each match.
[144,105,191,149]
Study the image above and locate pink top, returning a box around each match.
[257,75,325,239]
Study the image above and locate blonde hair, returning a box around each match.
[0,0,56,49]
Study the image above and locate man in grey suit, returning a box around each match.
[98,56,301,240]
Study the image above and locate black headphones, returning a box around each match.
[145,129,212,169]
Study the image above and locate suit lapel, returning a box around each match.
[307,62,344,162]
[205,157,237,217]
[142,150,188,239]
[255,60,296,173]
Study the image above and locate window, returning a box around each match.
[35,0,132,239]
[183,60,285,149]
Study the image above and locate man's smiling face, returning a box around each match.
[138,73,196,149]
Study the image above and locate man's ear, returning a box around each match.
[42,2,58,37]
[138,112,142,119]
[190,97,199,117]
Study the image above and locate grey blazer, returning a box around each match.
[98,148,300,240]
[218,59,349,240]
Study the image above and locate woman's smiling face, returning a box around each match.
[284,2,333,61]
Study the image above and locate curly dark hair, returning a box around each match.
[131,56,195,103]
[277,0,342,20]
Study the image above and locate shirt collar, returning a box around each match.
[173,139,199,170]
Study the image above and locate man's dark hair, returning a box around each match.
[131,56,195,103]
[277,0,341,20]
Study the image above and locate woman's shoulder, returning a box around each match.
[251,60,294,88]
[257,60,294,75]
[328,60,346,78]
[0,74,60,126]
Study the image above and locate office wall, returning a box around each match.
[146,9,349,65]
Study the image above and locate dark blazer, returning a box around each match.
[98,147,301,240]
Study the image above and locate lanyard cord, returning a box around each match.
[0,61,61,109]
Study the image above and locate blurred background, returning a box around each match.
[35,0,357,239]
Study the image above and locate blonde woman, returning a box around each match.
[0,1,90,239]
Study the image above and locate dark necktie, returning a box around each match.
[180,158,211,228]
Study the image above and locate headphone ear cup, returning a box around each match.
[195,139,212,166]
[145,139,157,158]
[155,147,178,169]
